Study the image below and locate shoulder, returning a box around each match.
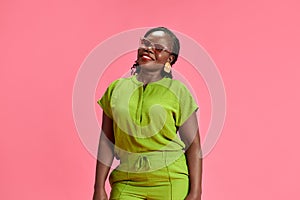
[155,78,194,101]
[106,76,132,89]
[103,76,139,96]
[168,79,193,94]
[170,79,188,88]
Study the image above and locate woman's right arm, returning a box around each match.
[93,112,115,200]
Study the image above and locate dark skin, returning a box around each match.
[93,112,114,200]
[179,112,202,200]
[93,31,202,200]
[136,31,175,84]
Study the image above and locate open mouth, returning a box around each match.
[139,51,155,61]
[141,54,153,60]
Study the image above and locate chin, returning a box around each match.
[137,58,153,66]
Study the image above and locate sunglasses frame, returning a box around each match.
[139,37,172,54]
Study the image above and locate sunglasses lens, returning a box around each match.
[153,44,165,52]
[140,38,151,47]
[139,38,170,53]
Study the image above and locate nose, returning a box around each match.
[144,46,155,55]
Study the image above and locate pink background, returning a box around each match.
[1,0,300,199]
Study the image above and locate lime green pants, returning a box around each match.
[109,152,189,200]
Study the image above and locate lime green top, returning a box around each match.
[97,75,198,156]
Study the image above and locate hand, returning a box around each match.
[185,192,201,200]
[92,188,108,200]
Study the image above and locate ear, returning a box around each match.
[168,54,175,65]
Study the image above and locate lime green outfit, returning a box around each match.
[98,75,198,200]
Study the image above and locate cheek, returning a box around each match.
[156,53,169,62]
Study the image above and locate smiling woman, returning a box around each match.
[93,27,202,200]
[132,27,180,79]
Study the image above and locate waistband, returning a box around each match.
[116,150,185,172]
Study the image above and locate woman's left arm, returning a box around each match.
[179,112,202,200]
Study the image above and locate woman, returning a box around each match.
[93,27,202,200]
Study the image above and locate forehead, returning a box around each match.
[145,31,173,49]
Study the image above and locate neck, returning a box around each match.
[137,70,163,85]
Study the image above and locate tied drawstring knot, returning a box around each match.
[134,155,151,171]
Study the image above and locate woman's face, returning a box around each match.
[136,31,174,71]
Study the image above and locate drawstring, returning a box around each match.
[134,155,151,171]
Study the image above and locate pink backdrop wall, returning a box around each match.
[1,0,300,199]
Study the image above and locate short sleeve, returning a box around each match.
[97,80,119,119]
[175,83,199,127]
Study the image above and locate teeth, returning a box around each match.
[142,55,152,60]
